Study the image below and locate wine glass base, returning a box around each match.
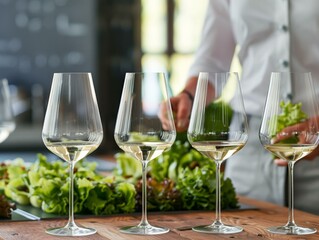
[46,226,97,236]
[267,225,317,235]
[192,224,243,234]
[120,225,169,235]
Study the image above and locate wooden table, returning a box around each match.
[0,196,318,240]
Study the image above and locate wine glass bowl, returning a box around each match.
[259,72,319,235]
[114,72,176,235]
[187,72,248,234]
[42,72,103,236]
[0,79,15,143]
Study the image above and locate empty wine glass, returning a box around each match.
[259,72,319,235]
[114,72,176,235]
[42,73,103,236]
[188,72,248,234]
[0,79,15,143]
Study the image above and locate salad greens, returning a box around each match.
[115,137,239,211]
[0,154,136,215]
[204,100,233,133]
[1,159,29,205]
[189,100,234,141]
[269,101,308,143]
[0,128,239,215]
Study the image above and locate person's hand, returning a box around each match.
[158,90,193,131]
[165,76,213,132]
[170,92,193,132]
[158,99,178,131]
[273,117,319,166]
[274,158,288,166]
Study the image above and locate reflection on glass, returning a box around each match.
[0,79,15,143]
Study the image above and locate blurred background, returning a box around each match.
[0,0,209,155]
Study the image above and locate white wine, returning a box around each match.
[118,141,172,162]
[45,141,99,162]
[264,144,317,162]
[191,141,245,162]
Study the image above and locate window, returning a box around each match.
[141,0,208,95]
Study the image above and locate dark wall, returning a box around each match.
[0,0,97,93]
[0,0,140,153]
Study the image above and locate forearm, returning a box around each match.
[180,75,215,101]
[180,76,198,98]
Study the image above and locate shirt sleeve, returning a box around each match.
[188,0,236,78]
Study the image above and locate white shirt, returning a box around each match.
[188,0,319,116]
[188,0,319,214]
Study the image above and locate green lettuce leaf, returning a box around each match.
[269,101,308,143]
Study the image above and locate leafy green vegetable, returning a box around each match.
[189,101,233,141]
[138,177,181,211]
[1,159,29,205]
[113,153,141,181]
[128,132,161,141]
[0,132,239,215]
[269,101,308,143]
[115,182,137,212]
[115,140,239,211]
[112,101,238,212]
[4,178,30,205]
[84,178,115,215]
[204,100,233,133]
[85,179,136,215]
[0,154,136,215]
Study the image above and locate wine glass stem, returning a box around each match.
[140,161,149,227]
[67,162,76,228]
[215,161,222,225]
[287,161,296,226]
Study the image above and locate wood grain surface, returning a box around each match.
[0,196,318,240]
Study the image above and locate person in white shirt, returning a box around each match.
[172,0,319,214]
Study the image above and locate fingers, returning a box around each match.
[274,158,288,166]
[273,123,303,142]
[158,100,174,130]
[171,94,192,132]
[176,104,191,130]
[273,121,314,144]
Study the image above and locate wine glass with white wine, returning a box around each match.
[187,72,248,234]
[42,72,103,236]
[114,72,176,235]
[259,72,319,235]
[0,79,15,143]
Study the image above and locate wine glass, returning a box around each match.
[0,79,15,143]
[188,72,248,234]
[42,73,103,236]
[259,72,319,235]
[114,72,176,235]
